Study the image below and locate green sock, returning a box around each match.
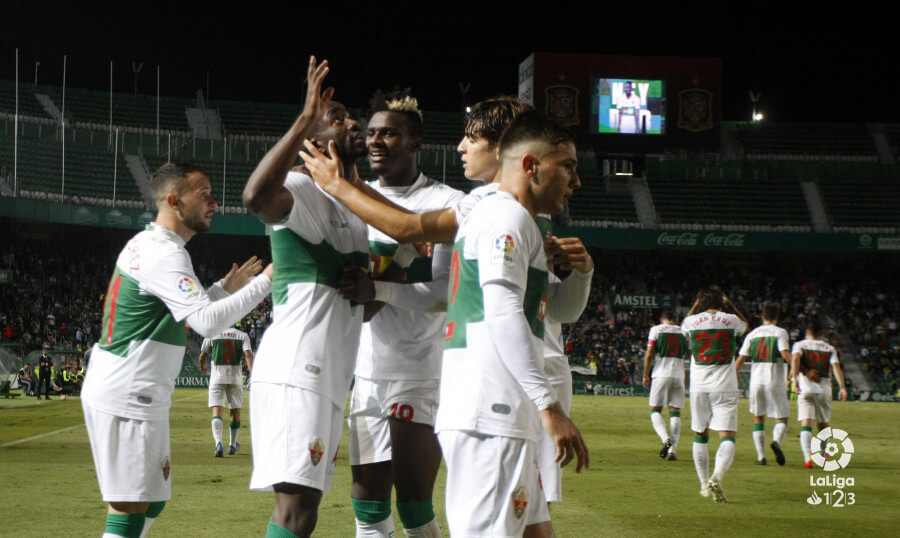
[351,498,392,523]
[753,423,765,431]
[397,500,435,529]
[266,521,299,538]
[104,513,145,538]
[694,436,709,444]
[670,411,681,417]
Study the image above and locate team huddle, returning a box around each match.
[643,291,848,503]
[81,57,591,537]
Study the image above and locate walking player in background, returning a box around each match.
[734,304,792,466]
[643,310,687,461]
[682,287,748,503]
[200,326,254,457]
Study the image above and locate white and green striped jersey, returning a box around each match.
[682,311,747,393]
[436,192,551,443]
[738,324,790,386]
[201,329,251,385]
[792,338,839,395]
[82,224,216,420]
[648,323,688,378]
[358,173,463,380]
[251,172,368,406]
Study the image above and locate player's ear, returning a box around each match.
[166,192,179,210]
[522,153,539,183]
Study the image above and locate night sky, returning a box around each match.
[3,4,897,123]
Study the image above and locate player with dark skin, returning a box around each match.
[241,56,367,538]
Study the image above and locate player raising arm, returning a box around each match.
[242,57,371,538]
[81,161,272,538]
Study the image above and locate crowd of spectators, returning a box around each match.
[2,226,897,392]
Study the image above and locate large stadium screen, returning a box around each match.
[592,78,666,135]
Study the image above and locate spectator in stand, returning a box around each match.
[18,362,34,396]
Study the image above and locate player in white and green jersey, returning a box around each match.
[242,57,371,538]
[789,319,848,468]
[81,161,272,538]
[643,311,687,461]
[682,287,748,503]
[535,215,593,506]
[435,111,588,537]
[734,304,792,466]
[199,327,253,457]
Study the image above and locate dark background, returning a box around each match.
[2,4,896,122]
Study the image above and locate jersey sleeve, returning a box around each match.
[278,172,326,243]
[647,325,660,346]
[200,338,212,353]
[241,332,253,352]
[453,191,479,227]
[734,316,748,336]
[738,333,751,357]
[777,329,790,352]
[476,209,533,291]
[139,246,212,322]
[830,348,840,364]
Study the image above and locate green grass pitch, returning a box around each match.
[1,391,897,536]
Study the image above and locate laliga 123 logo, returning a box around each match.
[811,427,854,471]
[492,234,515,264]
[177,276,201,301]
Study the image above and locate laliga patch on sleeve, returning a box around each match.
[176,275,202,302]
[492,234,516,264]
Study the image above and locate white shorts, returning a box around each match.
[348,376,440,466]
[798,391,832,423]
[538,377,572,503]
[439,430,550,537]
[82,400,171,503]
[208,383,243,409]
[690,391,739,433]
[748,383,789,419]
[649,376,685,408]
[249,383,343,493]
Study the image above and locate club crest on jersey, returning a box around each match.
[537,293,548,321]
[512,487,529,519]
[177,276,201,302]
[161,457,171,480]
[492,234,515,264]
[309,438,325,466]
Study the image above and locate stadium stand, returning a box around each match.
[214,99,302,137]
[725,122,878,161]
[0,131,142,206]
[819,174,900,231]
[0,80,48,117]
[41,85,192,132]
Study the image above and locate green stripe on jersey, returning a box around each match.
[689,328,737,366]
[656,332,688,359]
[368,240,433,283]
[210,338,243,365]
[748,336,780,363]
[444,238,548,350]
[270,228,368,306]
[536,215,553,237]
[99,266,186,357]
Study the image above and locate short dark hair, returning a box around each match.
[807,318,825,337]
[695,287,724,312]
[761,303,779,322]
[367,87,423,139]
[150,161,204,204]
[464,96,533,144]
[661,310,678,323]
[498,110,575,159]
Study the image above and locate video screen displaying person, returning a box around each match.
[592,78,665,135]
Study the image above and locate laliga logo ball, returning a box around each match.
[810,427,853,471]
[62,394,70,400]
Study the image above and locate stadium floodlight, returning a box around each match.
[465,106,471,113]
[753,113,764,121]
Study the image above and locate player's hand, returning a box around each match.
[807,371,821,383]
[413,242,433,258]
[338,265,375,303]
[642,375,651,389]
[547,236,593,273]
[301,56,334,123]
[838,388,848,401]
[222,256,264,293]
[263,263,274,280]
[300,139,347,195]
[540,402,590,472]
